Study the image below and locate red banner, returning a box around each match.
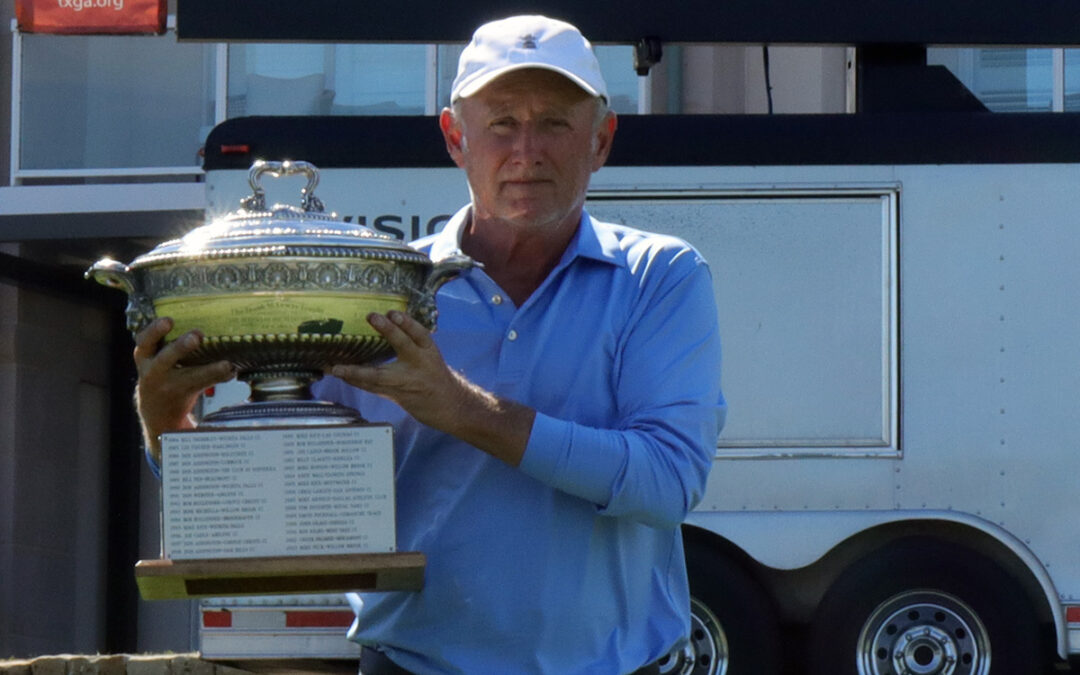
[16,0,167,35]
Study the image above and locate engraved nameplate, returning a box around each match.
[161,425,395,560]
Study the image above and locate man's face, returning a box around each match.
[441,69,615,233]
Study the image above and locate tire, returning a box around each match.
[808,537,1045,675]
[659,538,783,675]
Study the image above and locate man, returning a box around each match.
[134,14,724,675]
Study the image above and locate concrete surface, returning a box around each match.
[0,654,251,675]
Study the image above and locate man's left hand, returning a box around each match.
[328,310,533,466]
[330,310,465,431]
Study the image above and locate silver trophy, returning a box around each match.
[87,160,462,599]
[87,159,472,427]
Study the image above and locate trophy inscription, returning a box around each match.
[161,426,395,560]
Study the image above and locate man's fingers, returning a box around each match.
[174,360,236,391]
[133,317,173,364]
[389,311,435,348]
[331,364,388,391]
[133,318,234,391]
[131,318,235,450]
[135,323,207,377]
[139,360,234,403]
[368,311,434,354]
[327,312,447,407]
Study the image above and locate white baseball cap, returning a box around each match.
[451,15,608,103]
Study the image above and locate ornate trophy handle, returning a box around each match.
[84,258,157,336]
[409,254,479,330]
[240,160,325,214]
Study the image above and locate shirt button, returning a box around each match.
[507,329,518,341]
[491,294,503,305]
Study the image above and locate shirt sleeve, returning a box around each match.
[518,244,725,530]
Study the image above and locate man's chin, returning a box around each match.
[475,197,583,231]
[502,207,574,230]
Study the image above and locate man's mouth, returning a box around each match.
[503,177,551,187]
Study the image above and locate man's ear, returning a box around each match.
[439,108,466,168]
[591,111,617,172]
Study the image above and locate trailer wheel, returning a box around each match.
[808,537,1044,675]
[661,539,782,675]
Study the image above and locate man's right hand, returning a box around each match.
[133,317,235,464]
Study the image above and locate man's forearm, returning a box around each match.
[138,402,197,470]
[440,372,536,467]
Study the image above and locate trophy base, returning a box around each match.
[201,399,366,427]
[135,552,425,600]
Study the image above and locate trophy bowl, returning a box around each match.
[87,160,473,426]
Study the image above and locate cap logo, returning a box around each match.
[519,33,538,49]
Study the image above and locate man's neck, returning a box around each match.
[461,210,580,306]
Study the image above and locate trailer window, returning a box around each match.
[587,189,900,457]
[928,47,1080,113]
[224,44,641,118]
[15,24,216,174]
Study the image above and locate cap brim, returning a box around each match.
[453,63,604,102]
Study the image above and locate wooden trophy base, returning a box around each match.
[144,425,415,601]
[135,551,425,600]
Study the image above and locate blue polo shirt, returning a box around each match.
[313,205,725,675]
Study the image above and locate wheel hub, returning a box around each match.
[891,625,958,674]
[858,590,990,675]
[659,597,728,675]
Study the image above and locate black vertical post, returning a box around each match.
[104,299,142,653]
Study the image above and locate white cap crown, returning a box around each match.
[451,15,608,103]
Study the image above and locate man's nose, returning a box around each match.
[510,125,545,162]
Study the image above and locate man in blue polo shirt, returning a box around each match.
[133,14,724,675]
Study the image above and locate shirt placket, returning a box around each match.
[466,228,583,397]
[494,294,531,396]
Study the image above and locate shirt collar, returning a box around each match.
[572,210,621,265]
[421,204,472,262]
[421,204,621,267]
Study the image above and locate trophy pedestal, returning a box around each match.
[138,423,421,600]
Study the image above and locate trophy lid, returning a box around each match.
[131,160,425,267]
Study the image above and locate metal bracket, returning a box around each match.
[634,36,663,76]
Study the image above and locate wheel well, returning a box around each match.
[681,519,1056,628]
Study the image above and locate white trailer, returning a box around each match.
[195,113,1080,674]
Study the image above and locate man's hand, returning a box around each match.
[329,311,472,436]
[133,317,235,463]
[330,311,535,466]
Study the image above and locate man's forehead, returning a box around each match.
[465,67,597,102]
